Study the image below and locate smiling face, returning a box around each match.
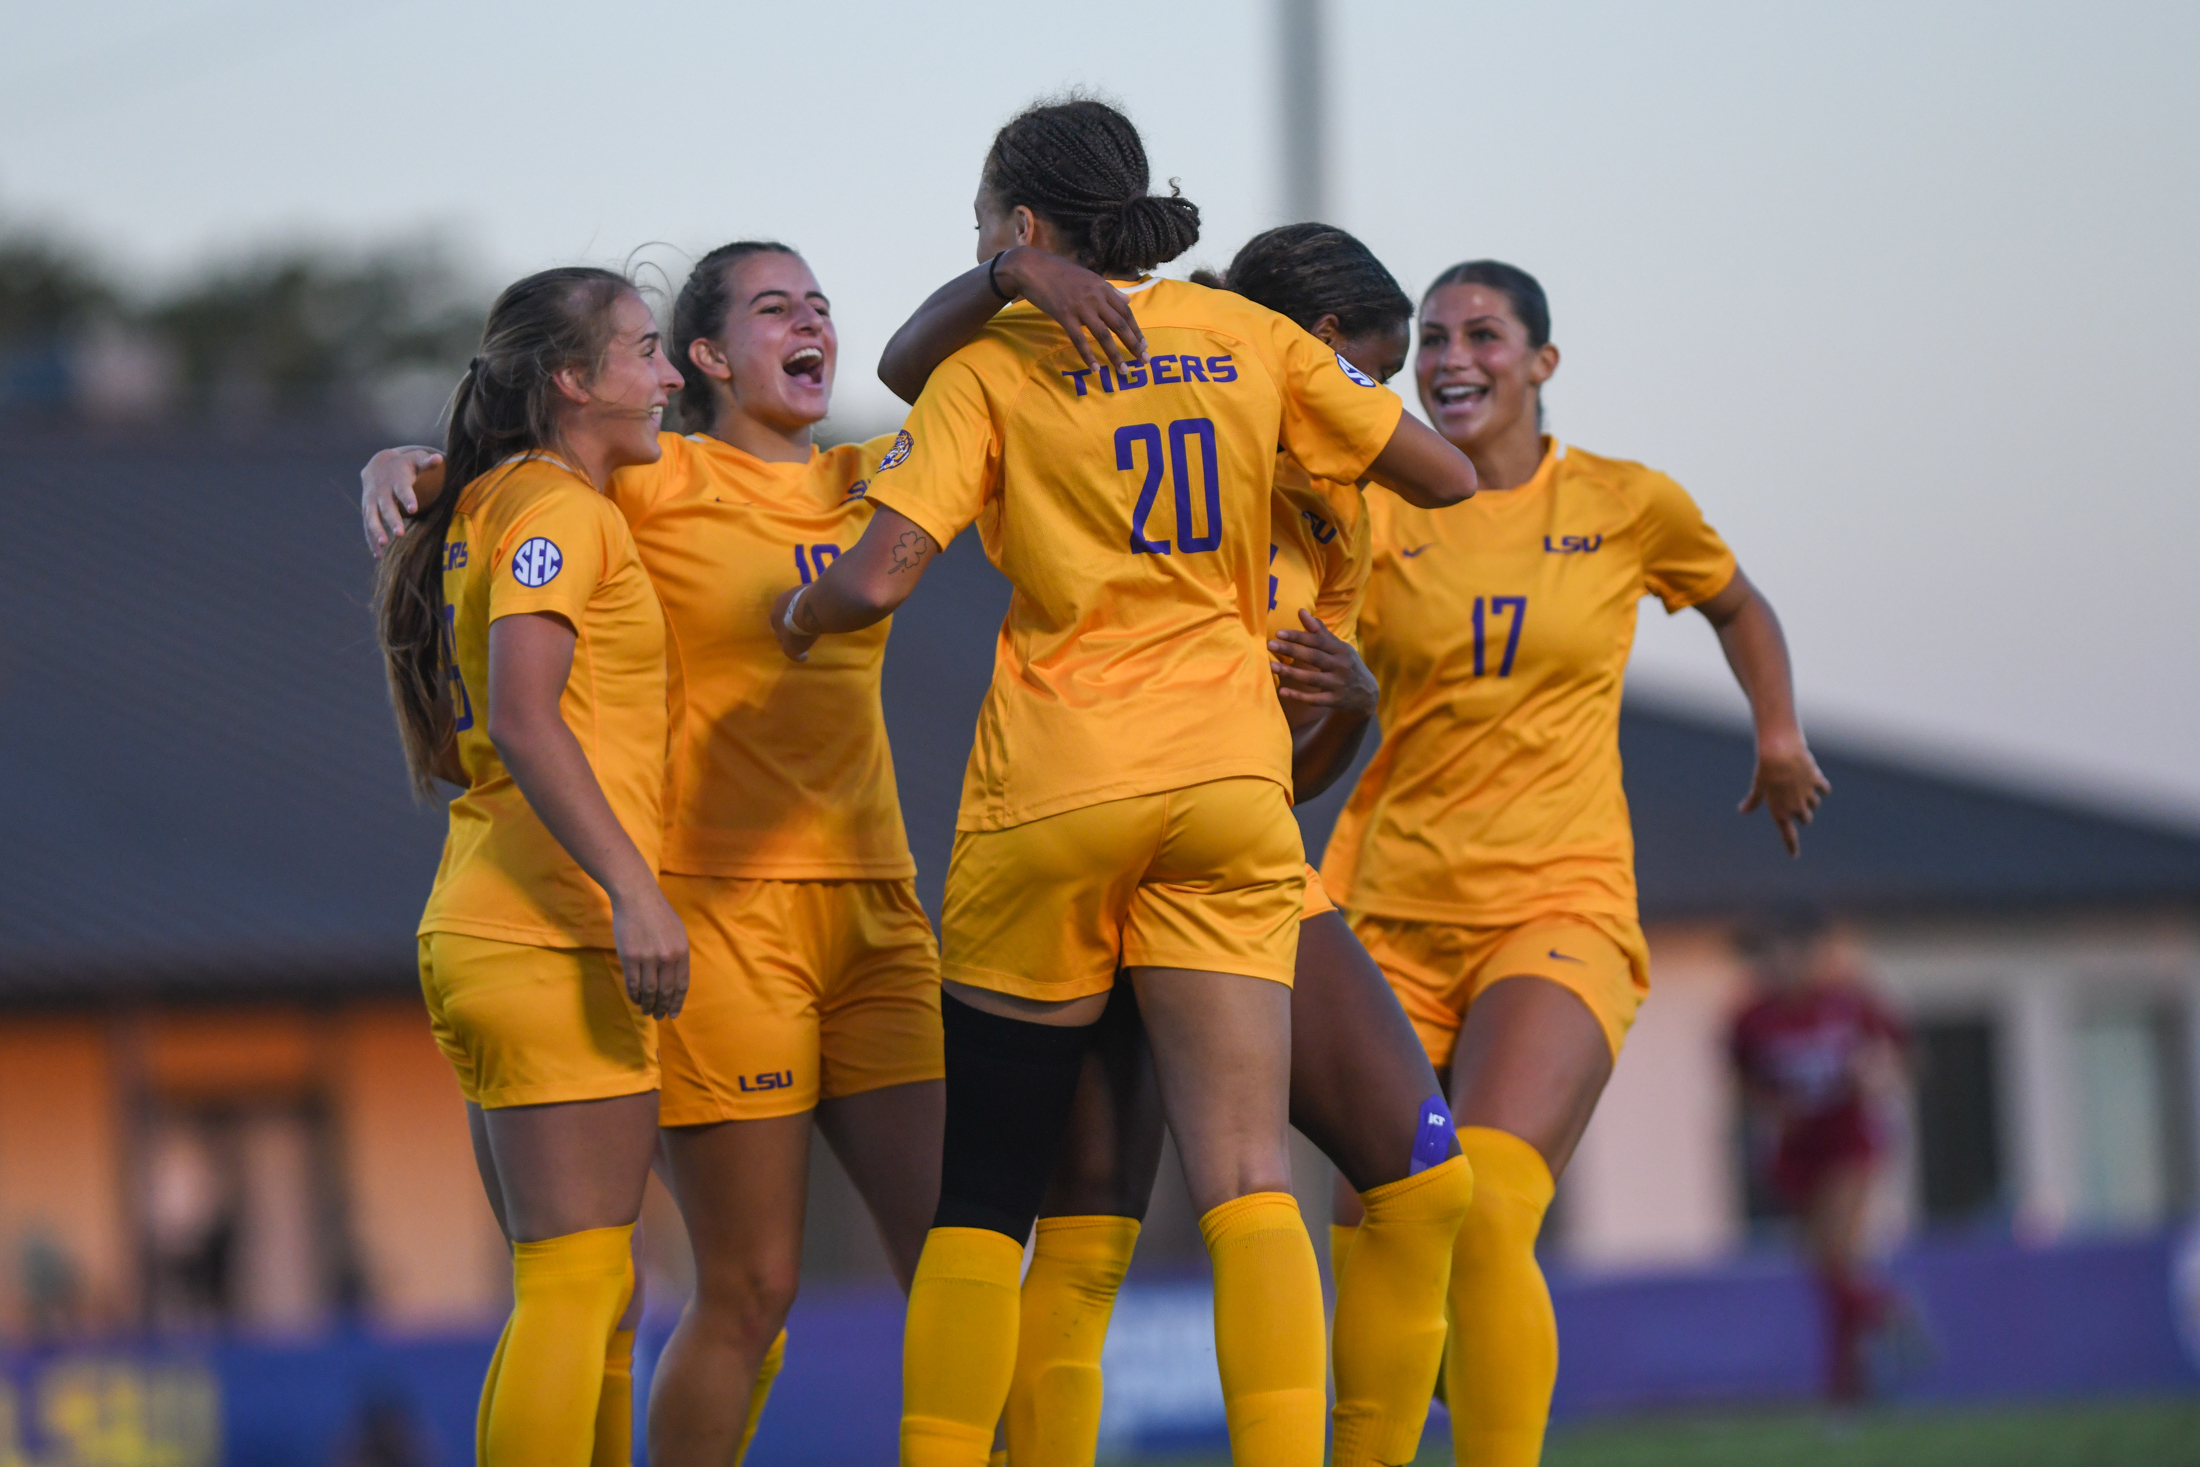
[1416,282,1558,452]
[566,289,682,470]
[691,251,836,434]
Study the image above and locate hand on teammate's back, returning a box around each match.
[1741,737,1832,857]
[1269,610,1378,717]
[769,585,819,663]
[360,446,446,557]
[997,245,1147,376]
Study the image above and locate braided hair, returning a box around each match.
[671,240,799,429]
[983,97,1199,278]
[374,265,633,796]
[1195,223,1412,340]
[1425,259,1551,348]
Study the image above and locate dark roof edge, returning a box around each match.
[1643,890,2200,929]
[0,948,421,1008]
[1624,682,2200,845]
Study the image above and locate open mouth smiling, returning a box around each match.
[784,347,826,386]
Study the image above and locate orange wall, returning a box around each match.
[332,1001,506,1330]
[0,1017,131,1334]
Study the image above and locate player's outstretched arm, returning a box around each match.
[1697,567,1830,855]
[770,503,942,662]
[1365,414,1477,509]
[878,245,1146,405]
[361,446,448,558]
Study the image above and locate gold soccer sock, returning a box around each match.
[476,1309,515,1466]
[1445,1128,1557,1467]
[590,1327,636,1467]
[1200,1192,1326,1467]
[900,1227,1026,1467]
[733,1328,787,1466]
[484,1225,636,1467]
[1005,1214,1141,1466]
[1330,1156,1475,1467]
[1329,1222,1358,1287]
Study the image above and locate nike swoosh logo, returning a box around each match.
[1400,544,1434,558]
[1548,950,1583,964]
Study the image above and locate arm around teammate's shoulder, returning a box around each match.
[361,446,448,557]
[1365,414,1477,509]
[770,502,942,662]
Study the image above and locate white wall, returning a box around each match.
[1561,926,1748,1270]
[1556,908,2200,1271]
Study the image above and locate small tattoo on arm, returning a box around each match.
[887,531,932,575]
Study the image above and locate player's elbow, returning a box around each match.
[1409,452,1479,508]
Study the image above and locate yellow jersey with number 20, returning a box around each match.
[873,278,1403,833]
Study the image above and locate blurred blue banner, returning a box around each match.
[0,1231,2192,1464]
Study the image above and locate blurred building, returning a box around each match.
[1548,704,2200,1271]
[3,428,2197,1350]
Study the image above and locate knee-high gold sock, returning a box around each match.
[485,1225,636,1467]
[1200,1192,1326,1467]
[900,1227,1026,1467]
[732,1328,787,1467]
[476,1309,515,1465]
[1329,1222,1357,1288]
[591,1328,636,1467]
[1331,1156,1474,1467]
[1445,1128,1557,1467]
[1005,1215,1140,1466]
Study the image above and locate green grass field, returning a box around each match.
[1114,1397,2200,1467]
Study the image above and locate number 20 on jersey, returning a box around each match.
[1117,418,1220,555]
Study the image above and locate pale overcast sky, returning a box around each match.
[6,1,2196,818]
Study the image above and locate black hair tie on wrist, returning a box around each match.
[986,251,1015,303]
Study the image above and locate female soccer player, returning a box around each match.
[775,98,1476,1467]
[363,239,1144,1467]
[878,222,1475,1467]
[1729,909,1909,1401]
[1322,260,1832,1467]
[372,266,687,1467]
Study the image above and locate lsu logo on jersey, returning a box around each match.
[1335,352,1376,388]
[1300,508,1337,545]
[845,479,869,499]
[511,537,563,586]
[736,1069,795,1093]
[1544,534,1604,554]
[876,431,914,472]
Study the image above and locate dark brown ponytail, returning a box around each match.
[982,97,1200,277]
[372,266,633,797]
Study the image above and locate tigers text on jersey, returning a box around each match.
[419,456,668,948]
[609,431,913,880]
[871,278,1404,832]
[1322,441,1735,927]
[1266,450,1369,646]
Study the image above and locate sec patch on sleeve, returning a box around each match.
[1336,353,1376,388]
[511,537,564,587]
